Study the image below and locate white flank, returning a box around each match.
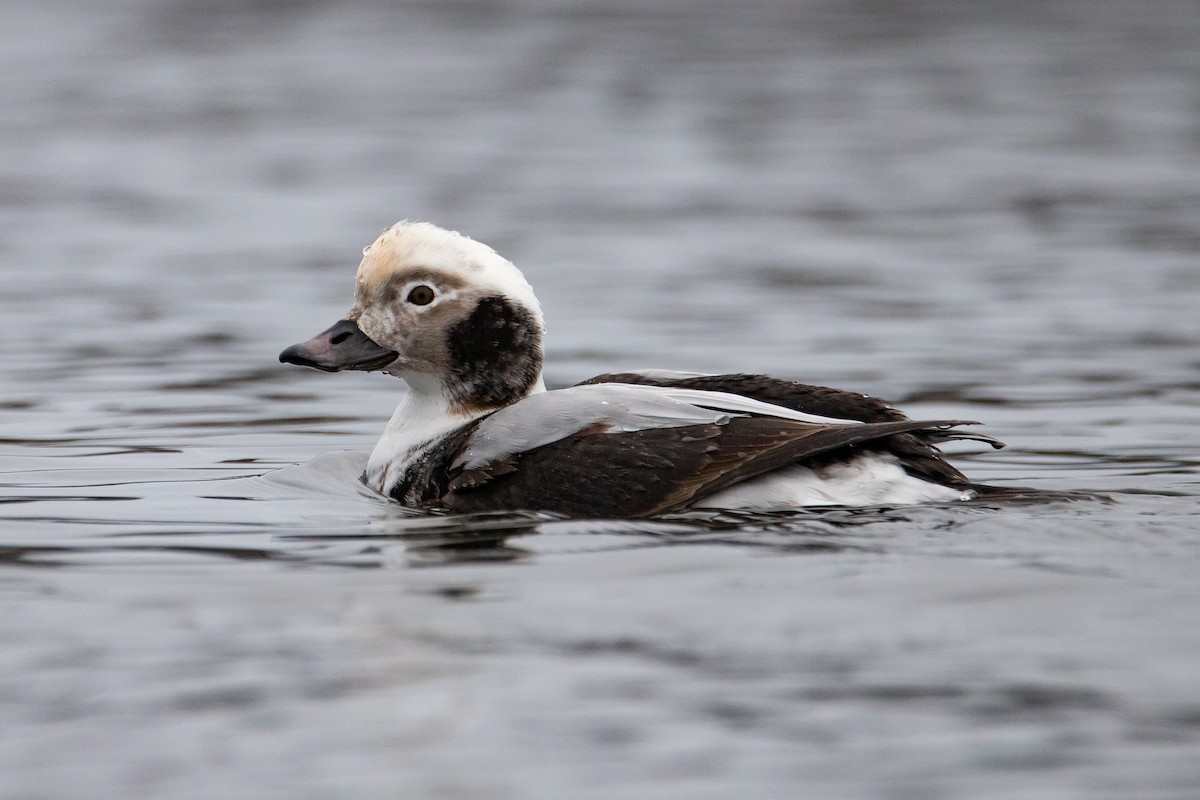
[695,454,975,509]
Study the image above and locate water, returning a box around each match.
[3,0,1200,797]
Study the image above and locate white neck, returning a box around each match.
[365,371,546,496]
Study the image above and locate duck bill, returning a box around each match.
[279,319,398,373]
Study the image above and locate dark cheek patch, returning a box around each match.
[446,296,542,411]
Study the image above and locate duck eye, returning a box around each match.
[406,285,436,306]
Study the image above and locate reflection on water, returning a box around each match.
[4,0,1200,797]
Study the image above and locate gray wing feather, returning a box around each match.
[453,382,863,471]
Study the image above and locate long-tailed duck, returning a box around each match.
[279,221,1003,517]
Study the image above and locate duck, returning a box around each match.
[279,221,1003,518]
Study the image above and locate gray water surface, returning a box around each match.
[3,1,1200,798]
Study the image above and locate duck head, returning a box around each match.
[280,221,546,414]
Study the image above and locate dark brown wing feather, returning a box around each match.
[438,416,979,518]
[577,372,1004,488]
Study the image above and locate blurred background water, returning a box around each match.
[3,0,1200,797]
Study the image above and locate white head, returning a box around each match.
[280,221,546,413]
